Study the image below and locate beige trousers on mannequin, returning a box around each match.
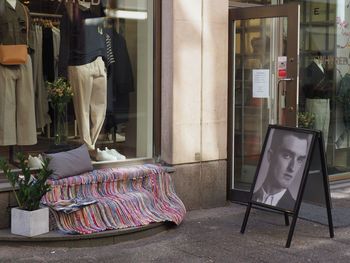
[0,55,37,145]
[68,57,107,150]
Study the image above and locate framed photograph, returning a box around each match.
[241,125,334,248]
[251,125,315,212]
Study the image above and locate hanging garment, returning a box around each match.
[31,25,51,129]
[105,31,116,113]
[0,55,37,145]
[42,27,55,82]
[105,30,134,130]
[51,26,61,80]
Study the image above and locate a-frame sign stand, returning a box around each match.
[240,125,334,248]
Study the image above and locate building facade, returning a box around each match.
[1,0,350,229]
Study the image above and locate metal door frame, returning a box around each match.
[227,3,300,202]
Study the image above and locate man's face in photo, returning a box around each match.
[268,134,308,190]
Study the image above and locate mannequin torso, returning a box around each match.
[0,0,29,46]
[313,58,324,73]
[58,2,106,77]
[6,0,16,9]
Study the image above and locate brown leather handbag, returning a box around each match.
[0,3,29,65]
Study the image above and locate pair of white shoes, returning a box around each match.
[96,147,126,161]
[27,154,44,169]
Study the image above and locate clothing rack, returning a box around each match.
[30,12,62,19]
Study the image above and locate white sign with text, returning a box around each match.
[252,69,270,98]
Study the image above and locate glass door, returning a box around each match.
[228,3,300,202]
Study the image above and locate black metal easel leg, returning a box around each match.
[240,203,252,234]
[319,134,334,238]
[325,196,334,238]
[284,212,290,226]
[285,213,298,248]
[322,162,334,238]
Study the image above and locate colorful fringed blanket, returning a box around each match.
[41,164,186,234]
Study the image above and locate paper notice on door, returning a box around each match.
[252,69,269,98]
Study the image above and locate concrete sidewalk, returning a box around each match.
[1,186,350,262]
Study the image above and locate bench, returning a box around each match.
[41,164,186,234]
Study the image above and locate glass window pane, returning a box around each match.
[233,17,287,190]
[0,0,155,173]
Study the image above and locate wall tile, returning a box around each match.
[203,0,229,24]
[201,121,227,161]
[200,160,227,208]
[172,123,201,164]
[202,22,228,123]
[172,161,227,210]
[172,164,201,210]
[173,0,202,22]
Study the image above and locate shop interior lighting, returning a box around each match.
[105,0,147,20]
[104,9,147,20]
[85,0,147,25]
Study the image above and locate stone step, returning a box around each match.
[0,222,168,247]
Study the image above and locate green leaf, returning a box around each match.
[0,153,52,211]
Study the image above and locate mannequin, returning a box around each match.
[0,0,37,146]
[302,55,331,148]
[58,2,107,150]
[313,57,324,73]
[6,0,16,9]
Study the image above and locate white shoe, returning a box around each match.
[104,147,126,160]
[28,155,44,169]
[115,133,126,142]
[96,148,117,161]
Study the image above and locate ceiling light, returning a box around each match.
[104,9,147,20]
[105,0,148,20]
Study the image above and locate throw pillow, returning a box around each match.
[45,144,93,180]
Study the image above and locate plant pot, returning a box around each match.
[11,207,49,237]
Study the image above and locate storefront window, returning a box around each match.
[0,0,155,171]
[296,0,337,173]
[231,0,350,178]
[230,0,350,184]
[292,0,350,176]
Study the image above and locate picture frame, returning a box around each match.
[240,125,334,248]
[250,126,315,212]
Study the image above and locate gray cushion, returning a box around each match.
[46,145,93,180]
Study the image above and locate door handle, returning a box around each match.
[278,78,294,95]
[279,78,294,81]
[277,77,294,124]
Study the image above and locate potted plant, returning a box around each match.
[297,111,316,129]
[0,153,52,237]
[46,78,73,145]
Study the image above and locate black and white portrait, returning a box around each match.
[252,128,313,211]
